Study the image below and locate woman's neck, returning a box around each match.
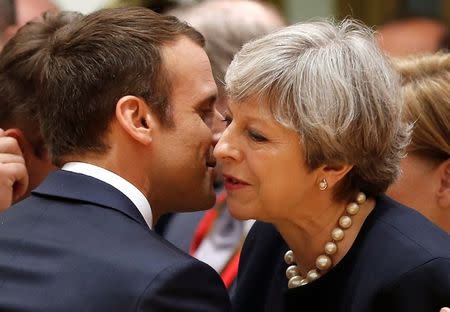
[274,197,376,276]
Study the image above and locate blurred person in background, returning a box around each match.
[107,0,180,13]
[0,0,58,211]
[377,15,449,57]
[0,11,80,211]
[387,52,450,233]
[215,19,450,311]
[161,0,285,290]
[0,0,57,49]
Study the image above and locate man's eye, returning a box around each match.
[201,110,211,119]
[199,109,214,121]
[248,129,267,142]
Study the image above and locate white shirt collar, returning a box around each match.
[62,162,153,230]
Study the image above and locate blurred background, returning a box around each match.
[2,0,449,57]
[52,0,450,56]
[48,0,449,26]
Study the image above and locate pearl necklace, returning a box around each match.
[284,192,367,288]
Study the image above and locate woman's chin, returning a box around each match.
[228,204,254,221]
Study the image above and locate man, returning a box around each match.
[0,0,60,212]
[0,7,230,311]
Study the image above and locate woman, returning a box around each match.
[214,19,450,311]
[387,53,450,233]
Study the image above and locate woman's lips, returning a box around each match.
[223,174,250,191]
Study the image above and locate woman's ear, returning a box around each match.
[317,163,353,189]
[436,158,450,210]
[115,96,156,146]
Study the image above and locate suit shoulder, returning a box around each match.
[374,257,450,310]
[136,256,231,311]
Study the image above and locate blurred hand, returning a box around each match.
[0,129,28,211]
[440,308,450,312]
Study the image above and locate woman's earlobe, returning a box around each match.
[320,164,353,188]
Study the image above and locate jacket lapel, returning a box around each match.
[32,170,148,227]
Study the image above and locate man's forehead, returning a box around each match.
[162,37,209,69]
[161,37,217,106]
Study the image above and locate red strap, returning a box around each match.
[221,250,241,289]
[189,190,240,288]
[189,191,227,255]
[189,208,218,255]
[216,191,227,205]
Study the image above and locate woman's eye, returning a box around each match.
[248,129,267,142]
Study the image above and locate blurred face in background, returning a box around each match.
[377,18,448,57]
[0,0,56,48]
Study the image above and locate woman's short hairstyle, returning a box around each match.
[393,52,450,163]
[225,19,411,202]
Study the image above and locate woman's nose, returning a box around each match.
[213,127,241,162]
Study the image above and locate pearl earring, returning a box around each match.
[319,178,328,191]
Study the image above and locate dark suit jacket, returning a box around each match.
[163,210,206,253]
[0,170,231,312]
[232,195,450,312]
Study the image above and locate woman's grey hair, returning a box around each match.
[225,18,412,201]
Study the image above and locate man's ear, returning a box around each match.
[436,158,450,210]
[115,96,156,146]
[316,163,354,189]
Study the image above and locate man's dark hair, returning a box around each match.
[0,11,83,156]
[34,7,204,165]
